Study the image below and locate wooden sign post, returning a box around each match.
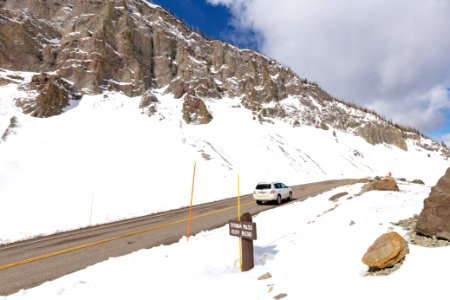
[229,212,257,271]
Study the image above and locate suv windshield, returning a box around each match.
[256,184,271,190]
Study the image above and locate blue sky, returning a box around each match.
[148,0,450,146]
[150,0,231,41]
[149,0,259,50]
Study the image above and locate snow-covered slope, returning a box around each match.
[2,181,449,300]
[0,72,448,244]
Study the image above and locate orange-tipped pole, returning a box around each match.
[186,162,196,241]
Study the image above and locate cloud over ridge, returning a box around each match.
[207,0,450,136]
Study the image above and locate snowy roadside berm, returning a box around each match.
[362,231,409,271]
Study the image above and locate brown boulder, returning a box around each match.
[361,178,399,193]
[182,93,212,125]
[416,167,450,241]
[362,231,409,270]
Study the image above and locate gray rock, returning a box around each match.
[416,167,450,241]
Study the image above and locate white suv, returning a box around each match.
[253,182,292,205]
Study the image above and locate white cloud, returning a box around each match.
[207,0,450,134]
[370,85,450,131]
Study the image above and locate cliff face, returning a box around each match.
[0,0,448,156]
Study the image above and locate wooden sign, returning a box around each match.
[229,220,257,240]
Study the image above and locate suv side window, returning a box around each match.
[274,183,281,189]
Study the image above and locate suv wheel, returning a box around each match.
[288,192,292,201]
[276,194,282,205]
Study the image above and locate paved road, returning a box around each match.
[0,179,355,295]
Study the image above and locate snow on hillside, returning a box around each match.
[0,71,448,244]
[2,181,449,299]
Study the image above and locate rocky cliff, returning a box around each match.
[0,0,448,156]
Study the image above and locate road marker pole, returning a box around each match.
[186,162,196,241]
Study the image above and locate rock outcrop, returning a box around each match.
[416,167,450,241]
[15,73,81,118]
[0,0,449,156]
[362,231,409,270]
[356,124,407,151]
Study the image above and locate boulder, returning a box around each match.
[416,167,450,241]
[361,178,399,193]
[182,93,212,125]
[362,231,409,270]
[412,179,425,185]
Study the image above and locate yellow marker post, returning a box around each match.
[237,173,243,271]
[186,161,196,241]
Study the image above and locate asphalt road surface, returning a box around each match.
[0,179,356,295]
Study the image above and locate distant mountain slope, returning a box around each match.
[0,0,448,157]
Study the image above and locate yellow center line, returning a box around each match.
[0,201,255,271]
